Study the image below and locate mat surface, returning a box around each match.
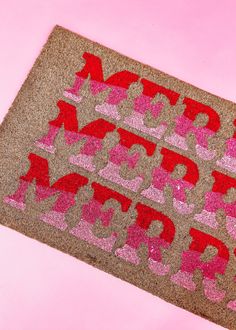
[0,25,236,329]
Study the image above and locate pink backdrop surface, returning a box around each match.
[0,1,235,329]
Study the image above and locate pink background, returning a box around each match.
[0,1,235,329]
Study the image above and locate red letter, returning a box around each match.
[65,52,139,115]
[165,97,220,160]
[142,147,199,214]
[115,202,175,276]
[4,153,88,230]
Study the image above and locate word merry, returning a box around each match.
[3,152,236,310]
[64,52,236,167]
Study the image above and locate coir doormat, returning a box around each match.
[1,25,236,329]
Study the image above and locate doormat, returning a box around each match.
[1,25,236,329]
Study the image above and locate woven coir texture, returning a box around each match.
[1,25,236,329]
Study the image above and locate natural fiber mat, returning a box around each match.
[1,25,236,328]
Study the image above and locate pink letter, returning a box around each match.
[70,182,132,252]
[171,228,229,302]
[4,153,88,230]
[99,128,156,192]
[194,170,236,239]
